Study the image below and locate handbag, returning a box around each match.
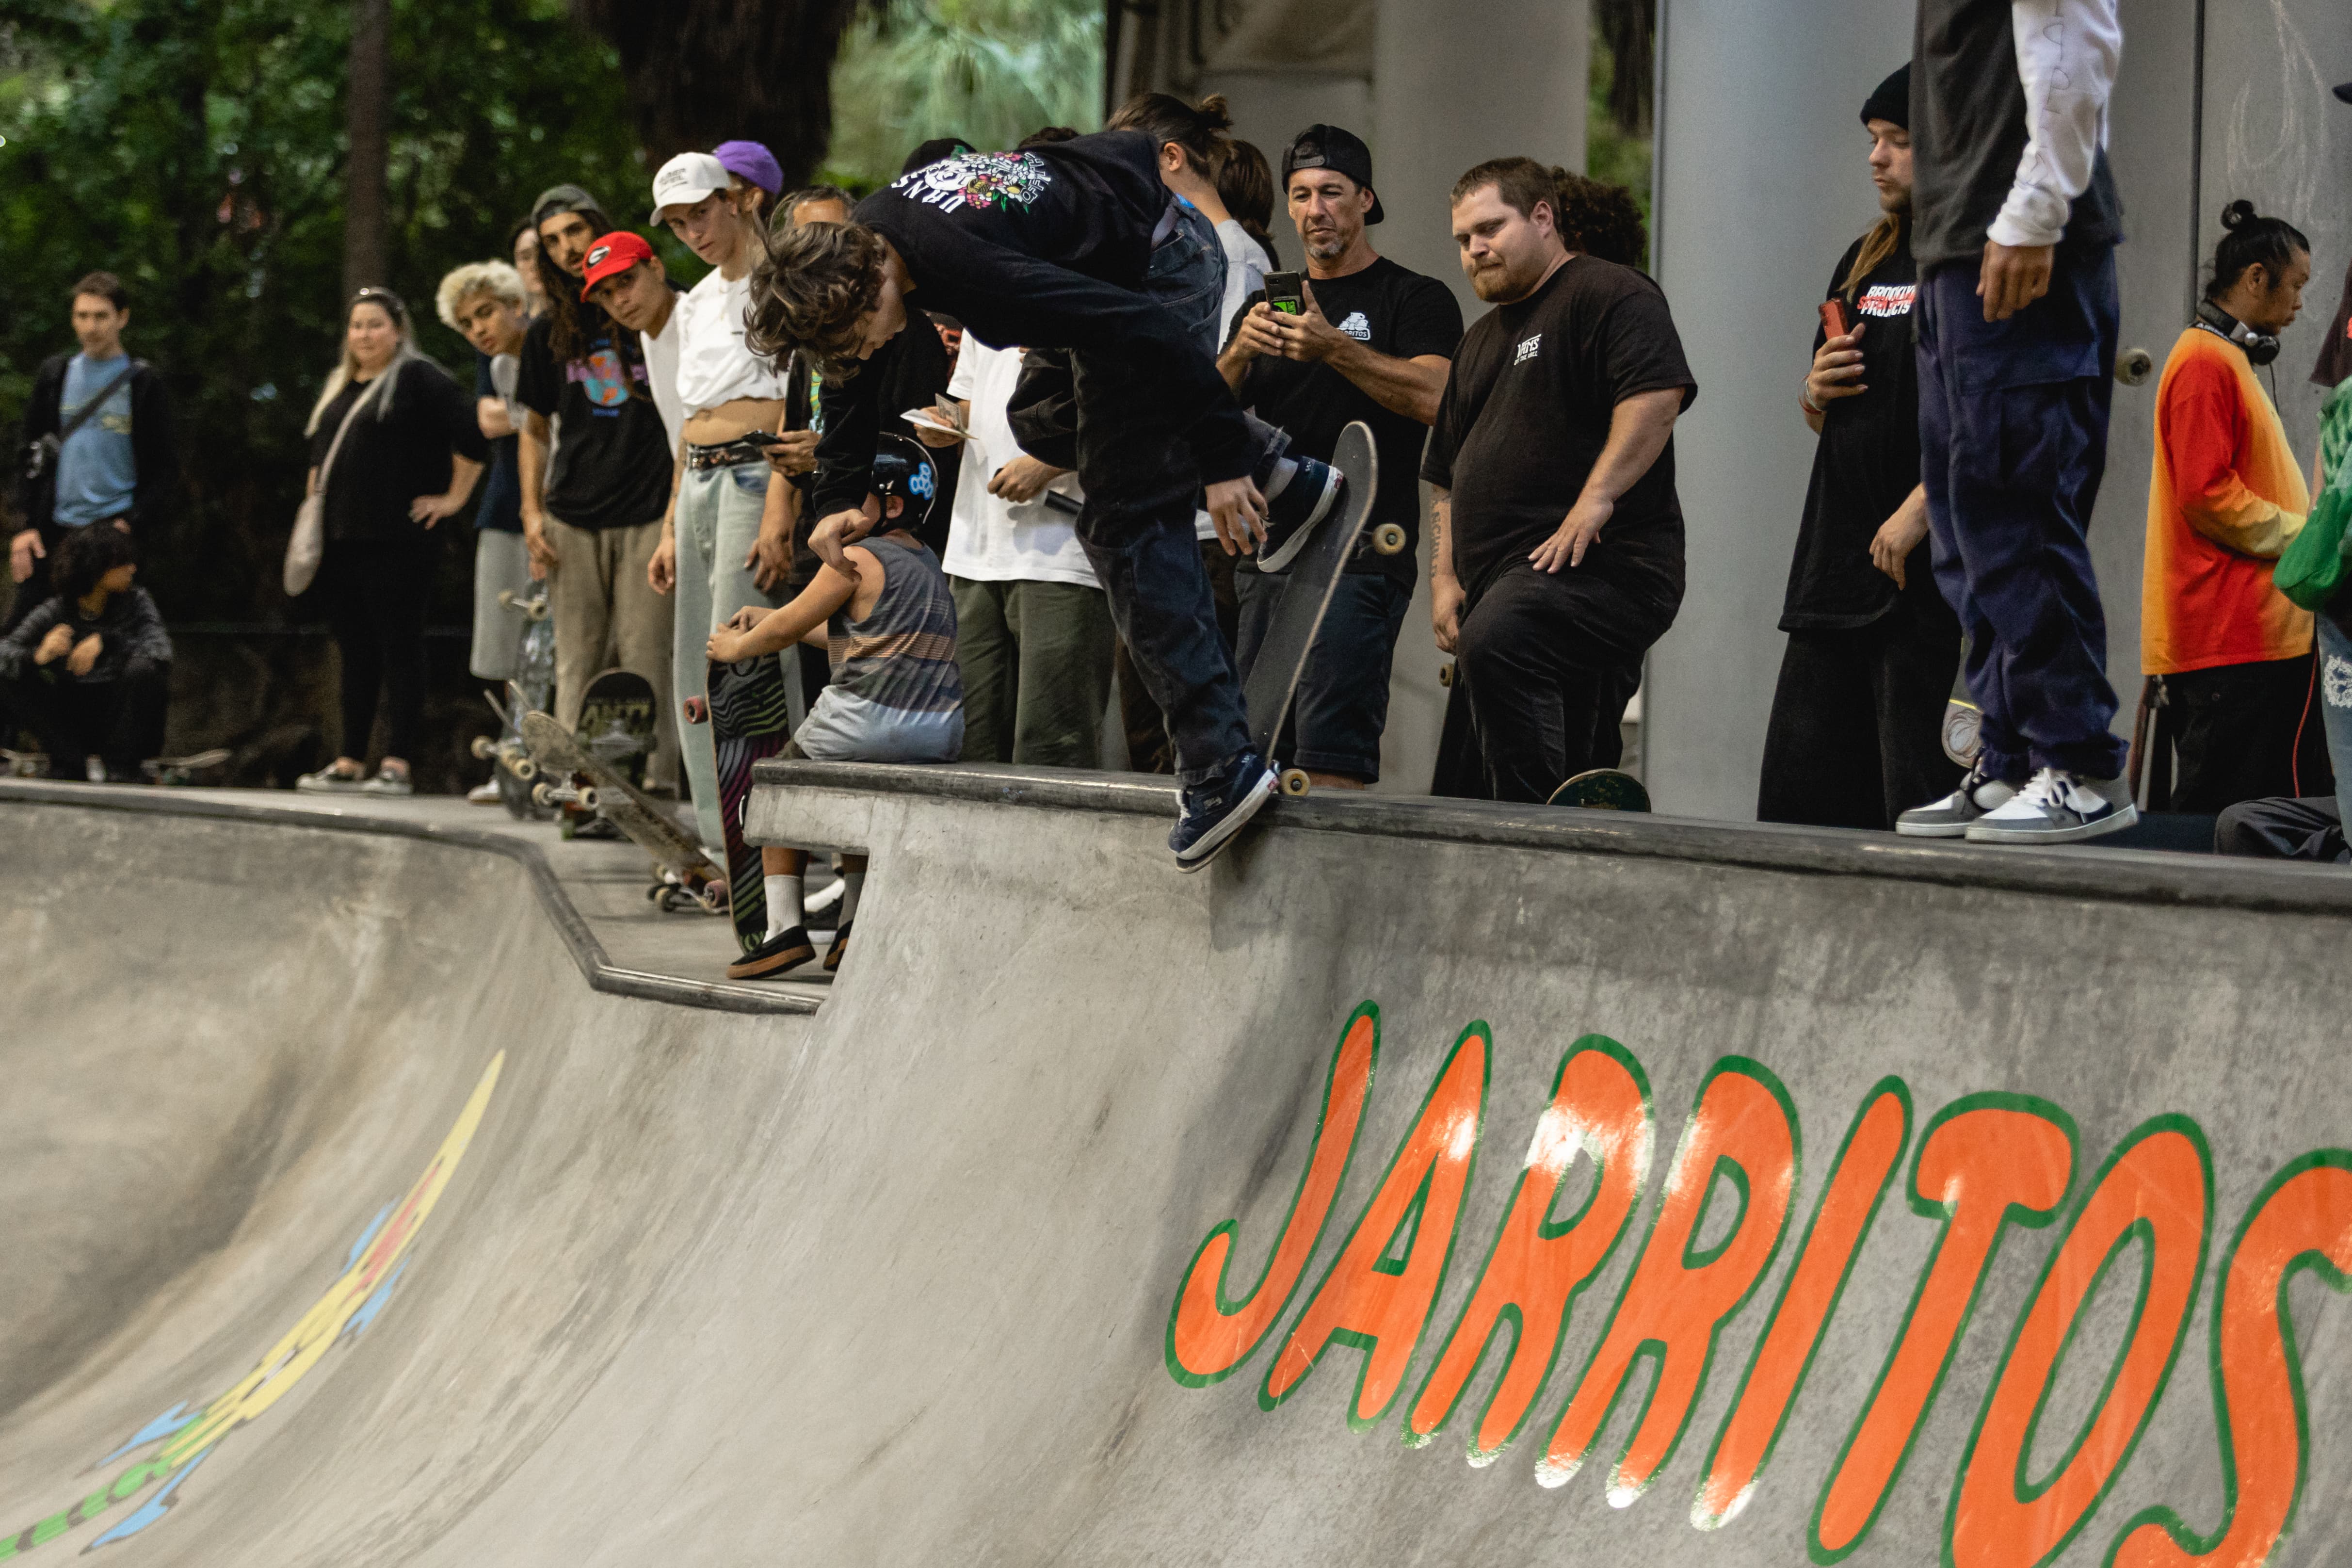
[284,367,395,596]
[2274,376,2352,612]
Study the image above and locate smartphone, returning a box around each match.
[1819,300,1853,340]
[1265,272,1305,316]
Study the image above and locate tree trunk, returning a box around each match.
[342,0,391,299]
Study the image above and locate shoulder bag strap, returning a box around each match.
[311,364,399,496]
[53,359,144,445]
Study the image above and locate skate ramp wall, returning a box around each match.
[3,773,2352,1567]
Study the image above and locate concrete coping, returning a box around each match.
[0,780,816,1018]
[750,759,2352,920]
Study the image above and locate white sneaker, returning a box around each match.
[1965,767,2136,845]
[1895,764,2018,838]
[296,763,368,793]
[362,767,415,797]
[467,779,502,806]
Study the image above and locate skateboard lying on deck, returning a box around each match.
[1547,768,1651,811]
[2,747,230,784]
[1239,420,1385,799]
[518,710,727,914]
[469,589,556,820]
[684,652,797,954]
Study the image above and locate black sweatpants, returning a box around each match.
[1758,595,1964,831]
[321,539,434,761]
[0,656,169,775]
[1454,560,1669,804]
[2214,794,2346,862]
[2159,653,2329,815]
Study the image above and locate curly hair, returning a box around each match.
[745,219,887,378]
[56,520,138,600]
[1554,172,1648,268]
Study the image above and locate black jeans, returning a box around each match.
[1454,560,1670,804]
[1757,593,1965,830]
[2158,653,2329,815]
[2215,794,2348,862]
[1,656,168,774]
[321,538,434,760]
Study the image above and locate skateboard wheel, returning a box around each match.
[1279,767,1312,798]
[531,781,554,808]
[470,736,495,760]
[511,755,538,782]
[577,786,600,812]
[1439,662,1454,688]
[1371,522,1407,556]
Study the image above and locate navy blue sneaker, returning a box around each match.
[1256,453,1346,572]
[1171,749,1278,873]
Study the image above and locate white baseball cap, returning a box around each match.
[648,152,731,222]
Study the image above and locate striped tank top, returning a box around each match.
[793,533,966,765]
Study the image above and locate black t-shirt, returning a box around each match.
[306,358,488,545]
[1421,256,1696,605]
[513,311,674,530]
[1781,229,1943,630]
[825,131,1255,510]
[1227,257,1463,589]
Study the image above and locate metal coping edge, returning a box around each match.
[748,759,2352,920]
[0,781,818,1018]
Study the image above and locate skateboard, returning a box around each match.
[518,704,728,914]
[685,653,798,954]
[468,590,556,820]
[1547,768,1651,811]
[1,747,230,784]
[1240,420,1382,798]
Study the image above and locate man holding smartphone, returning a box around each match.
[1758,65,1964,831]
[1218,125,1462,790]
[1896,0,2133,844]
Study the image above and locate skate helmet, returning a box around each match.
[869,430,944,541]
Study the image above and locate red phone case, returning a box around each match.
[1820,300,1852,340]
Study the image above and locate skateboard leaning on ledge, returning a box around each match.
[518,693,727,915]
[685,651,797,954]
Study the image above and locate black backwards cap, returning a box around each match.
[1281,125,1383,225]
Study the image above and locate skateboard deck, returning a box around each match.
[575,667,657,784]
[1240,420,1378,797]
[472,591,556,820]
[518,708,726,910]
[141,747,231,785]
[1547,768,1650,811]
[689,654,798,954]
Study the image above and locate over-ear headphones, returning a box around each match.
[2194,300,2281,366]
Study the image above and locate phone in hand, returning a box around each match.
[1820,299,1855,341]
[1265,272,1305,316]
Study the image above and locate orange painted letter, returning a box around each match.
[1165,1003,1381,1387]
[1949,1116,2211,1568]
[2107,1150,2352,1568]
[1693,1078,1912,1529]
[1405,1036,1654,1463]
[1811,1093,2076,1562]
[1538,1058,1800,1505]
[1259,1024,1491,1427]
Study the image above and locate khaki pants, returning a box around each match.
[548,516,678,790]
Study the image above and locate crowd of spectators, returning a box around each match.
[12,19,2352,971]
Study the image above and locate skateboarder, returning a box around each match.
[741,114,1346,872]
[704,437,960,978]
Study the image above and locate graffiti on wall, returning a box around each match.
[0,1053,503,1561]
[1164,1004,2352,1567]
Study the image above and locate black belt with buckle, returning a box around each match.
[685,436,773,471]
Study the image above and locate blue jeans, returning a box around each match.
[1071,202,1276,784]
[1234,569,1412,782]
[1918,246,2126,780]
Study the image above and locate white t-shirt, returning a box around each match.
[674,268,789,418]
[940,339,1099,589]
[639,303,685,453]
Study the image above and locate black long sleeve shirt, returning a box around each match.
[0,586,173,683]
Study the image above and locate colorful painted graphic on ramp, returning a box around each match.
[0,1053,503,1561]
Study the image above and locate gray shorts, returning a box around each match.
[468,529,534,681]
[794,686,964,763]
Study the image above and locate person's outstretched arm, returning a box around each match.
[708,565,858,662]
[1981,0,2122,320]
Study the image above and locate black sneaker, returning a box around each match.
[727,925,816,980]
[823,921,852,973]
[1170,748,1277,873]
[1255,453,1345,572]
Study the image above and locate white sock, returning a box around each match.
[839,870,866,926]
[764,873,803,939]
[1262,455,1299,499]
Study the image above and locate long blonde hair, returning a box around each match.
[1839,215,1904,302]
[306,287,419,436]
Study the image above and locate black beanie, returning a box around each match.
[1862,64,1911,130]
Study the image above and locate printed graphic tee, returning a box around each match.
[1422,255,1695,607]
[515,310,676,530]
[1781,229,1938,630]
[1227,258,1463,589]
[52,352,139,527]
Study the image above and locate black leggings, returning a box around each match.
[321,540,433,761]
[1757,591,1965,831]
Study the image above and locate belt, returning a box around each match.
[685,436,773,471]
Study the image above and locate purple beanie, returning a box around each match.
[712,140,783,195]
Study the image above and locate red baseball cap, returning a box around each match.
[579,231,655,302]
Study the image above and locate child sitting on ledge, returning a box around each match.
[706,433,962,980]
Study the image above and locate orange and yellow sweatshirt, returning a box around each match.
[2143,328,2312,674]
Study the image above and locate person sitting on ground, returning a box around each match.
[0,524,171,782]
[704,435,962,982]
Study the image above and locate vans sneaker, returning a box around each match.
[1965,768,2136,845]
[296,762,368,793]
[1895,764,2019,838]
[823,921,853,973]
[1255,453,1345,572]
[467,779,502,806]
[1171,748,1277,873]
[727,925,815,980]
[362,765,414,797]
